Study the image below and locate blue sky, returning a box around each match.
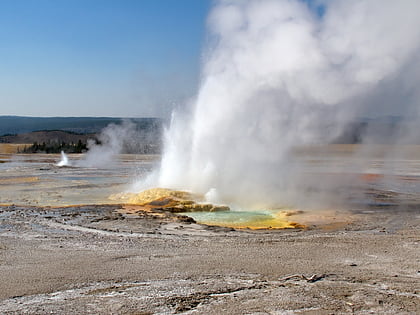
[0,0,211,117]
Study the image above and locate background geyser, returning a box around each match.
[149,0,420,209]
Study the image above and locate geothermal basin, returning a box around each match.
[2,145,420,229]
[1,145,419,314]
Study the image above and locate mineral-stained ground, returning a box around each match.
[0,151,419,314]
[0,203,418,314]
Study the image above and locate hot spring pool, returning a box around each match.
[180,209,299,229]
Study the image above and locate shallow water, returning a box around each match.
[0,153,158,206]
[2,146,420,228]
[180,210,297,229]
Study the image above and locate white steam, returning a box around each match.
[56,121,143,169]
[77,120,137,168]
[152,0,420,208]
[56,150,70,167]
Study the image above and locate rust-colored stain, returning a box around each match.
[360,173,420,182]
[360,173,383,182]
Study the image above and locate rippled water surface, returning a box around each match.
[2,145,420,212]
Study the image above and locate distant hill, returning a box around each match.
[0,116,163,154]
[0,130,94,144]
[0,116,162,135]
[0,129,161,154]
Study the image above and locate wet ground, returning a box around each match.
[0,147,419,314]
[2,148,420,229]
[0,153,158,206]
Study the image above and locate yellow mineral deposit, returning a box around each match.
[109,188,229,212]
[0,143,29,154]
[0,176,39,184]
[111,188,304,230]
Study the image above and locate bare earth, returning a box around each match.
[0,204,418,314]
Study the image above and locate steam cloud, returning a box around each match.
[78,120,138,168]
[151,0,420,209]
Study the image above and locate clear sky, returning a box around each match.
[0,0,211,117]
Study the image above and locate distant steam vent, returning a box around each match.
[0,116,163,154]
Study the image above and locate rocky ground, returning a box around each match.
[0,204,419,314]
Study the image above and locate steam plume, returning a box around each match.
[57,150,70,167]
[78,120,138,168]
[153,0,420,208]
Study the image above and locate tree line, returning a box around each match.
[20,140,87,154]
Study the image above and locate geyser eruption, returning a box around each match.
[56,121,141,169]
[57,151,70,167]
[154,0,420,209]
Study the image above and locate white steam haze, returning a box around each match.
[147,0,420,209]
[79,120,138,168]
[57,121,138,168]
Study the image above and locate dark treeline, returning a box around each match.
[20,140,161,154]
[21,140,87,154]
[1,120,164,154]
